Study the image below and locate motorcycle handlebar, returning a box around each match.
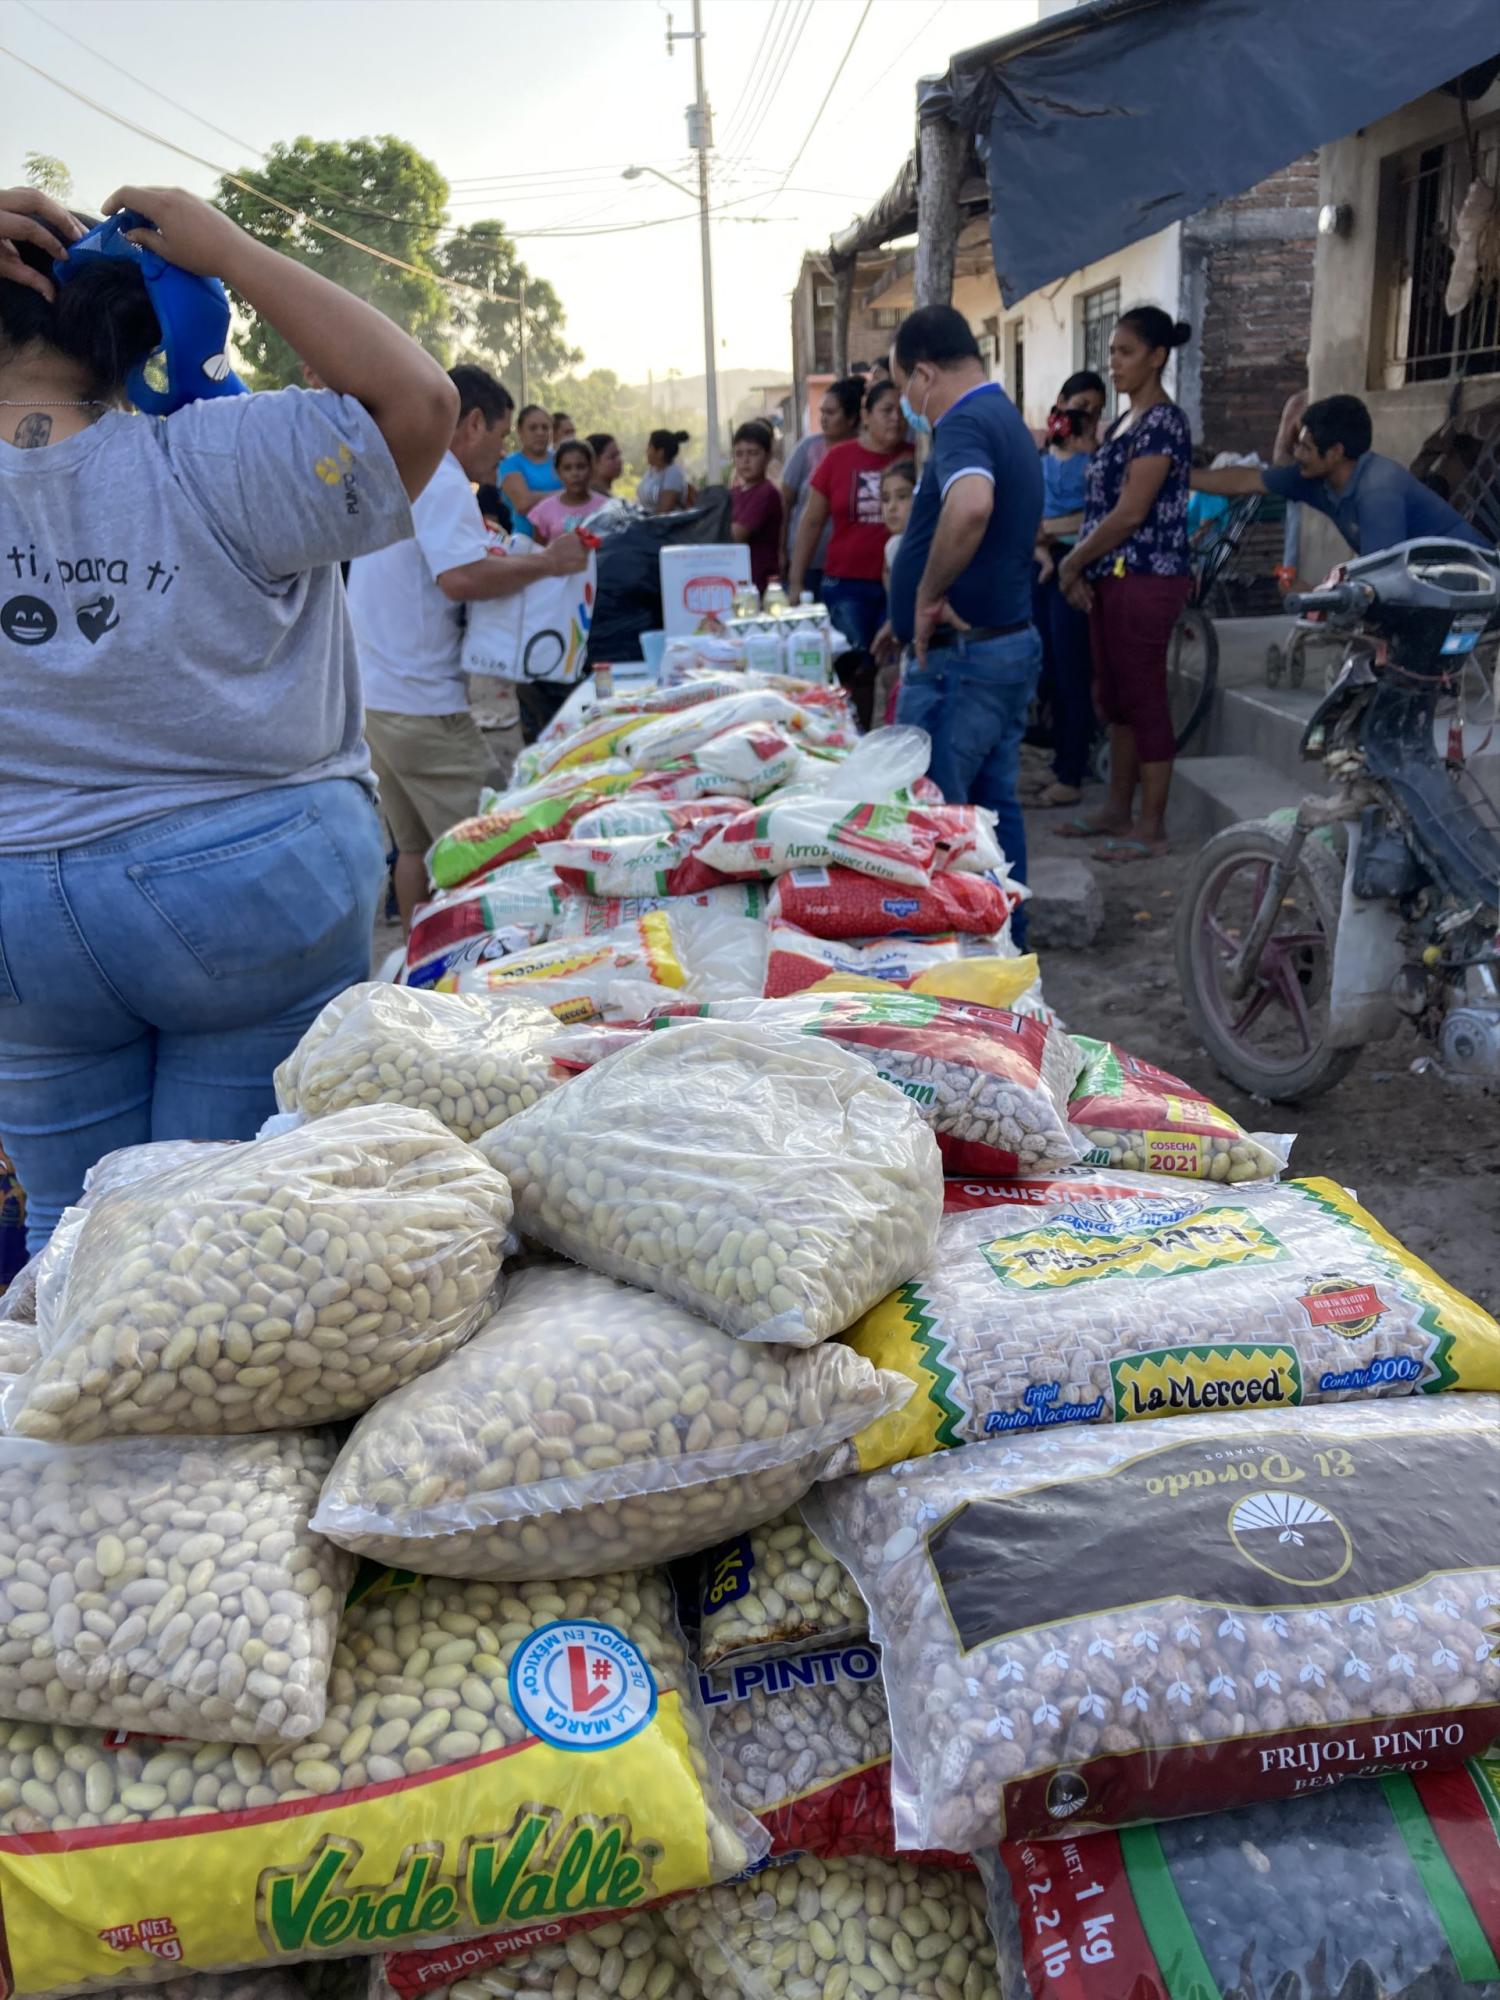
[1285,582,1368,617]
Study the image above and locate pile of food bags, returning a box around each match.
[8,650,1500,2000]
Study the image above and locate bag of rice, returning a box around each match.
[807,1398,1500,1848]
[702,1643,971,1867]
[698,1507,865,1672]
[275,984,565,1145]
[4,1106,511,1442]
[764,923,1013,999]
[554,884,771,939]
[664,1853,1000,2000]
[622,693,812,771]
[481,1020,943,1346]
[570,800,742,840]
[695,801,944,889]
[0,1567,764,1995]
[403,862,566,987]
[770,866,1020,940]
[427,769,636,891]
[1067,1037,1293,1181]
[538,827,723,900]
[976,1764,1500,2000]
[453,906,767,1015]
[0,1429,350,1745]
[379,1907,704,2000]
[314,1264,909,1581]
[841,1170,1500,1471]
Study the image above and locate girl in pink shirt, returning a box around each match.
[529,438,610,541]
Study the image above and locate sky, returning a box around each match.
[0,0,1036,383]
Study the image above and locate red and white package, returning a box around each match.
[539,826,724,898]
[763,921,1006,998]
[704,1644,968,1867]
[570,798,742,840]
[695,800,943,889]
[913,804,1008,874]
[554,883,773,938]
[770,864,1020,940]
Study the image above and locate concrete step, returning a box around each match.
[1168,753,1318,841]
[1199,680,1323,772]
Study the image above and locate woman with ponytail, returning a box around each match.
[1058,304,1194,860]
[0,183,457,1248]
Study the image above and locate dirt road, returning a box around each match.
[1027,786,1500,1313]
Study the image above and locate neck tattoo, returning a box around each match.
[11,412,52,449]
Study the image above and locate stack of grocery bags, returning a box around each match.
[3,643,1500,2000]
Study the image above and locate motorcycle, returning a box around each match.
[1176,537,1500,1099]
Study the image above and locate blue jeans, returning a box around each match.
[821,576,886,653]
[0,778,385,1252]
[895,625,1043,950]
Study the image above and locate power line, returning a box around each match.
[0,42,521,301]
[829,0,950,129]
[717,0,790,156]
[12,0,454,234]
[732,0,819,161]
[770,0,875,195]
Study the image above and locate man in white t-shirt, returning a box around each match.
[347,365,587,926]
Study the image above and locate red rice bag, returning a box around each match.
[770,865,1019,939]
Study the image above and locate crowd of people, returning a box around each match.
[2,173,1488,1246]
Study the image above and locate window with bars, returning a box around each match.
[868,306,902,330]
[1078,281,1121,415]
[1384,122,1500,385]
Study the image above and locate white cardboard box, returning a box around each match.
[659,543,751,636]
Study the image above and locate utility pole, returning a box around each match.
[667,2,720,481]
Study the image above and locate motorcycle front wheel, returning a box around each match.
[1175,819,1356,1102]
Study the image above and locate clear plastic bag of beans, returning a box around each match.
[482,1021,943,1347]
[4,1105,512,1442]
[665,1853,1000,2000]
[314,1265,910,1581]
[275,984,566,1145]
[697,1507,865,1672]
[0,1429,351,1745]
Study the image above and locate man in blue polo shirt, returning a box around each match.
[1191,393,1489,557]
[883,305,1043,938]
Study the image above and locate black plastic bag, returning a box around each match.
[586,488,734,666]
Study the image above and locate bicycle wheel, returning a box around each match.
[1166,603,1219,753]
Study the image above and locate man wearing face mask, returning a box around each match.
[881,305,1044,937]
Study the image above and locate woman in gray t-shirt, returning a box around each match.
[637,427,690,512]
[0,182,458,1250]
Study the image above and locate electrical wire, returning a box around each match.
[712,0,792,158]
[828,0,949,130]
[715,0,790,156]
[732,0,819,161]
[769,0,875,196]
[0,42,522,300]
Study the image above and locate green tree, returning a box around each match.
[215,136,452,389]
[23,153,72,201]
[438,221,579,389]
[538,369,658,476]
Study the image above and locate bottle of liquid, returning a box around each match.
[731,581,761,617]
[786,619,832,684]
[762,577,789,617]
[799,590,815,606]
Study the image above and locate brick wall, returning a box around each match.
[1198,156,1318,459]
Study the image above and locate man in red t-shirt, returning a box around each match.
[787,377,908,650]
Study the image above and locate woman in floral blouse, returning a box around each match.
[1059,306,1193,859]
